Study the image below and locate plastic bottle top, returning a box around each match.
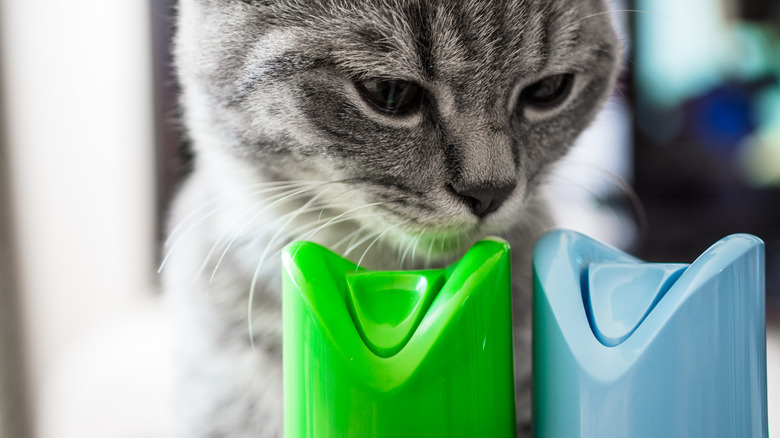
[587,262,688,347]
[346,270,446,357]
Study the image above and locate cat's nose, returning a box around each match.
[451,181,516,218]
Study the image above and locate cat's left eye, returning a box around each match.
[519,73,574,109]
[355,79,423,115]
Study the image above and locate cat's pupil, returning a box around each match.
[521,73,574,108]
[357,79,422,115]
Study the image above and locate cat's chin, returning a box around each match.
[382,221,511,267]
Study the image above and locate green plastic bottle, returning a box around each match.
[282,238,517,437]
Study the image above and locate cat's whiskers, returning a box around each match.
[190,191,323,286]
[197,197,354,286]
[315,183,374,222]
[354,220,410,271]
[256,191,332,259]
[190,203,258,288]
[247,209,386,346]
[399,231,423,269]
[246,211,384,283]
[398,233,414,269]
[554,159,645,217]
[159,181,319,273]
[411,230,424,265]
[393,237,406,266]
[282,213,382,257]
[279,214,388,282]
[343,227,386,258]
[300,202,386,245]
[164,180,314,248]
[288,212,375,264]
[544,159,648,240]
[209,182,339,283]
[333,223,370,251]
[425,236,437,269]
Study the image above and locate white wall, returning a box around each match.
[0,0,163,436]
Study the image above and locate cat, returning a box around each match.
[164,0,621,436]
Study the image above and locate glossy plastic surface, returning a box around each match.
[282,238,516,438]
[587,261,688,347]
[533,230,768,438]
[345,270,444,357]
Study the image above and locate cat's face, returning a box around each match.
[176,0,621,258]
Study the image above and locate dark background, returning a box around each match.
[627,0,780,322]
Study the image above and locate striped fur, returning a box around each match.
[166,1,621,436]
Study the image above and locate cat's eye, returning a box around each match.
[356,79,423,115]
[520,73,574,109]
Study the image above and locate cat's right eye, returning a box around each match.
[355,79,423,116]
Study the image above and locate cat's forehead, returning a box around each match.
[271,0,601,81]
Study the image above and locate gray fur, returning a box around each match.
[165,0,620,436]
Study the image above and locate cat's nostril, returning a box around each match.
[452,181,517,218]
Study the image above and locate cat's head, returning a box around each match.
[175,0,621,258]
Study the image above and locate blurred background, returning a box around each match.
[0,0,777,437]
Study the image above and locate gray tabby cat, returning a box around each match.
[165,0,620,436]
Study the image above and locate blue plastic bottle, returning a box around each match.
[533,230,768,437]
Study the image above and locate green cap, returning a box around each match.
[282,238,516,437]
